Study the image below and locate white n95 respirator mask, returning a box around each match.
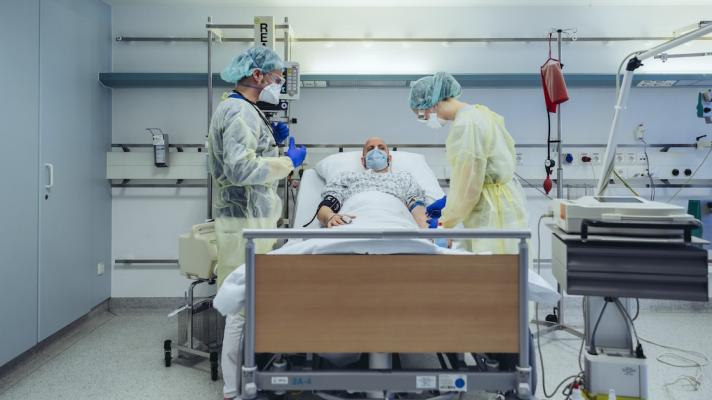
[258,83,282,105]
[427,115,446,129]
[417,111,448,129]
[365,149,389,171]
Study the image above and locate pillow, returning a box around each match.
[313,151,445,203]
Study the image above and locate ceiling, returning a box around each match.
[103,0,712,7]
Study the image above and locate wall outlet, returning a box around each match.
[591,152,601,164]
[515,152,523,165]
[97,262,105,276]
[629,167,649,178]
[578,152,601,165]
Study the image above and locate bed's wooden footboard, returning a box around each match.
[254,254,520,354]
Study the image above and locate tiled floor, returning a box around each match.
[1,307,710,400]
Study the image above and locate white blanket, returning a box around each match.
[214,191,559,316]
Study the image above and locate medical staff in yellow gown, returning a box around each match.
[410,72,528,254]
[209,46,306,400]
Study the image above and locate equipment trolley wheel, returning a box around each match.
[210,351,219,381]
[164,339,172,367]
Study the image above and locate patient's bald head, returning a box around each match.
[362,137,389,157]
[361,136,392,172]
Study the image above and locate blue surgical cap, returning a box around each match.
[220,46,285,83]
[409,72,462,110]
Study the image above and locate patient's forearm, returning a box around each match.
[411,206,428,228]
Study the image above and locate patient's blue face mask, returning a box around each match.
[365,149,389,171]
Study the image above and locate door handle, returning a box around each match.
[45,163,54,190]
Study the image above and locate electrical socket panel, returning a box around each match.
[578,152,601,165]
[626,152,637,164]
[615,152,624,164]
[515,152,523,166]
[628,167,651,179]
[612,152,645,165]
[591,152,601,164]
[633,124,645,140]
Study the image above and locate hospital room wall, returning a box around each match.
[110,4,712,297]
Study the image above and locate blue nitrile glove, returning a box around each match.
[270,121,290,144]
[428,218,439,229]
[426,195,447,218]
[285,137,307,168]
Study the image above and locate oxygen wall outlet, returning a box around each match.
[578,152,601,165]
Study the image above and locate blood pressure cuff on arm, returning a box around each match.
[303,195,341,227]
[408,199,425,212]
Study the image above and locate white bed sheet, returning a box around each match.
[293,169,327,229]
[214,190,560,317]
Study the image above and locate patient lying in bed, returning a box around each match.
[311,137,429,229]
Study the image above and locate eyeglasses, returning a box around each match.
[268,73,285,86]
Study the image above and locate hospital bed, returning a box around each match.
[229,151,543,400]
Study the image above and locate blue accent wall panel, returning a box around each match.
[0,0,41,366]
[37,0,112,340]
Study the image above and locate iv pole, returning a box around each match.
[207,16,214,220]
[204,17,293,222]
[555,29,564,200]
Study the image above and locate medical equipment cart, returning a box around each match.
[164,221,224,380]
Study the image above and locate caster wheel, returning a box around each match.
[164,339,172,367]
[210,351,219,381]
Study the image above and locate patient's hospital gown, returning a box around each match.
[321,169,426,206]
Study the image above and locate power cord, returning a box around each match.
[588,299,609,356]
[612,169,640,197]
[639,337,709,399]
[638,138,655,200]
[578,297,586,372]
[535,211,584,399]
[613,298,645,359]
[667,146,712,203]
[562,373,585,400]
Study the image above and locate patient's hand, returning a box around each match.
[327,214,356,228]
